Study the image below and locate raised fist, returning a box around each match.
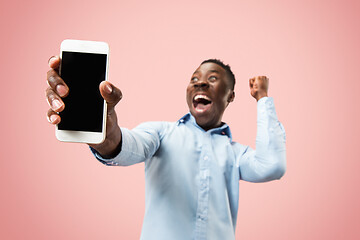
[249,76,269,101]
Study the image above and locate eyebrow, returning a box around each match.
[192,69,220,75]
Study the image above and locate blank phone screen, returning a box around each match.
[58,51,107,132]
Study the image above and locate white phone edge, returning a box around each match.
[55,39,109,144]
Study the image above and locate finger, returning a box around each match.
[99,81,122,113]
[249,78,254,88]
[48,55,60,70]
[47,69,69,97]
[47,109,61,124]
[258,76,268,81]
[256,76,269,86]
[46,87,65,112]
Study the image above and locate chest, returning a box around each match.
[150,127,238,182]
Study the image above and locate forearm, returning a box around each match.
[90,122,162,166]
[239,97,286,182]
[255,97,286,180]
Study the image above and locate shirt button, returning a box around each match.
[204,156,208,160]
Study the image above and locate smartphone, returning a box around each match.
[56,39,109,144]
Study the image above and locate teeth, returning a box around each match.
[194,95,211,101]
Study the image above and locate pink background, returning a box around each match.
[1,0,360,239]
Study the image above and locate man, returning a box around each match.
[46,57,286,240]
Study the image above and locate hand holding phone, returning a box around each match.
[46,40,122,152]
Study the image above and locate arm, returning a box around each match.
[46,56,123,157]
[91,122,162,166]
[238,76,286,182]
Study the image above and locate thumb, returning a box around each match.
[99,81,122,113]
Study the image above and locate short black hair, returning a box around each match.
[201,59,235,90]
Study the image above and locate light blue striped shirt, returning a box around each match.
[91,97,286,240]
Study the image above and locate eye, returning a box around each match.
[191,77,199,82]
[208,76,217,82]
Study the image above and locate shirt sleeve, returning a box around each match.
[237,97,286,182]
[90,122,163,166]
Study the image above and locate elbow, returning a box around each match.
[271,153,287,180]
[257,154,286,182]
[273,162,286,180]
[261,162,286,182]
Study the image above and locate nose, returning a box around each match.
[194,78,209,89]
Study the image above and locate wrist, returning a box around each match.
[89,126,122,157]
[255,92,268,101]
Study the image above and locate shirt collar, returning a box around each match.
[177,113,233,141]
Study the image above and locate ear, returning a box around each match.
[228,91,235,103]
[225,91,235,107]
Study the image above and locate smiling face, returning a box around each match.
[186,62,235,131]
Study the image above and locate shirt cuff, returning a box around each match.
[257,97,278,120]
[90,146,119,166]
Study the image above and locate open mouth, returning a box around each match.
[193,94,212,113]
